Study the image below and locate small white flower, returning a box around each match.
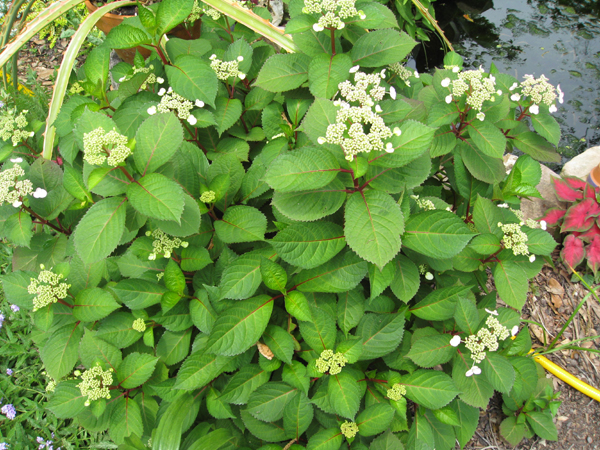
[529,104,539,115]
[489,75,495,83]
[148,253,156,261]
[375,105,382,113]
[445,94,453,104]
[425,272,434,280]
[237,56,244,61]
[529,254,536,263]
[389,86,396,99]
[349,65,360,73]
[414,71,420,78]
[147,106,157,115]
[167,87,173,93]
[317,137,326,145]
[164,251,171,259]
[549,104,557,113]
[477,112,485,121]
[497,90,502,95]
[10,157,23,163]
[393,127,401,136]
[452,66,460,73]
[158,88,166,96]
[450,335,461,347]
[337,22,345,30]
[187,115,197,125]
[511,326,519,336]
[32,188,47,199]
[441,77,451,87]
[157,77,164,84]
[239,73,246,80]
[359,12,366,19]
[472,365,481,375]
[12,200,21,207]
[313,23,324,32]
[385,142,394,153]
[509,82,518,91]
[210,54,217,60]
[195,99,204,108]
[557,84,564,103]
[485,309,499,316]
[380,69,387,78]
[540,220,547,230]
[497,203,509,208]
[465,369,474,377]
[511,93,521,101]
[119,77,126,82]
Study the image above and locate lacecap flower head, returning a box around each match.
[76,364,113,406]
[27,265,71,311]
[315,349,348,375]
[83,127,131,167]
[146,229,188,260]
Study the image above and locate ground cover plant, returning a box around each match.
[0,0,566,447]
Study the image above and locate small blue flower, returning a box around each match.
[9,305,18,312]
[0,442,9,450]
[5,368,12,376]
[1,403,16,419]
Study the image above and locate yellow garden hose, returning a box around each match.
[529,350,600,402]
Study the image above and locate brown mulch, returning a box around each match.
[465,254,600,449]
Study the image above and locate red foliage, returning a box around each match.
[552,177,584,202]
[561,198,597,232]
[578,222,600,242]
[586,235,600,274]
[539,208,566,226]
[560,234,586,268]
[563,176,587,191]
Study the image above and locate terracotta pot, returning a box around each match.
[85,0,201,64]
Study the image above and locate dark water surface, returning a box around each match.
[415,0,600,165]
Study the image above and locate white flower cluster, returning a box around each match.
[0,164,33,207]
[146,229,188,260]
[202,4,222,19]
[77,365,113,406]
[388,62,419,87]
[315,349,347,375]
[450,311,515,376]
[148,87,200,125]
[498,221,529,256]
[69,82,84,94]
[442,67,500,121]
[386,383,406,401]
[302,0,364,31]
[340,421,359,439]
[83,127,131,167]
[319,69,398,161]
[411,194,435,211]
[209,54,246,81]
[132,318,146,333]
[513,74,562,114]
[0,110,34,146]
[200,190,216,203]
[188,0,203,22]
[27,266,71,311]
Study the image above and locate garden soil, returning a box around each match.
[16,40,600,450]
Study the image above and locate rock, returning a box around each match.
[561,145,600,180]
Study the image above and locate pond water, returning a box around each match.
[415,0,600,167]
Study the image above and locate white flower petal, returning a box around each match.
[445,94,453,104]
[187,115,197,125]
[450,335,461,347]
[239,73,246,80]
[195,99,204,108]
[529,254,536,262]
[441,77,451,87]
[393,127,401,136]
[465,369,474,377]
[453,66,460,73]
[472,366,481,375]
[10,157,23,163]
[425,272,434,280]
[511,93,521,101]
[237,56,244,61]
[485,309,499,316]
[158,88,166,96]
[317,137,326,145]
[33,188,47,199]
[349,65,360,73]
[157,77,164,84]
[147,106,157,115]
[540,220,547,230]
[549,104,557,113]
[389,86,396,99]
[511,325,519,336]
[385,142,394,153]
[530,104,539,115]
[12,200,22,207]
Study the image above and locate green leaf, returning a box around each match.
[117,352,159,388]
[219,252,264,300]
[389,254,420,303]
[181,247,212,272]
[357,403,395,436]
[206,387,235,419]
[531,112,561,146]
[73,197,127,264]
[262,324,294,364]
[247,381,298,422]
[266,146,339,192]
[190,291,217,334]
[403,370,460,410]
[111,278,167,310]
[512,131,560,163]
[96,312,142,349]
[469,233,501,255]
[165,55,218,108]
[407,334,455,368]
[283,391,314,440]
[432,405,461,427]
[282,361,310,395]
[206,295,274,356]
[356,313,405,360]
[40,323,83,380]
[328,371,361,419]
[368,120,436,168]
[337,288,365,335]
[452,354,494,408]
[294,250,368,293]
[451,399,480,448]
[272,178,347,222]
[220,365,270,404]
[63,164,92,201]
[47,380,88,419]
[285,291,312,322]
[473,196,503,237]
[5,211,32,248]
[156,329,192,365]
[481,352,515,394]
[110,396,143,445]
[453,296,479,335]
[174,351,232,390]
[153,393,195,450]
[403,211,475,259]
[260,257,287,292]
[493,260,528,309]
[301,98,337,145]
[105,24,151,49]
[270,221,345,269]
[255,53,311,92]
[79,330,122,371]
[525,411,558,441]
[154,192,202,237]
[73,287,120,322]
[306,428,343,450]
[213,97,243,135]
[351,29,416,67]
[359,3,399,29]
[308,53,352,99]
[298,306,336,352]
[127,173,184,222]
[460,140,506,184]
[499,416,527,446]
[525,228,557,256]
[156,0,194,35]
[345,190,404,269]
[410,285,471,320]
[134,112,183,175]
[370,430,405,450]
[368,261,395,301]
[511,356,538,403]
[214,205,267,243]
[240,409,288,442]
[468,120,507,158]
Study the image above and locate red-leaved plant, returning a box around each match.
[542,176,600,272]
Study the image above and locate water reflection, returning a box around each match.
[416,0,600,167]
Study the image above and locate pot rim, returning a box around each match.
[84,0,136,20]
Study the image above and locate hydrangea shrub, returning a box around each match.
[0,0,563,447]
